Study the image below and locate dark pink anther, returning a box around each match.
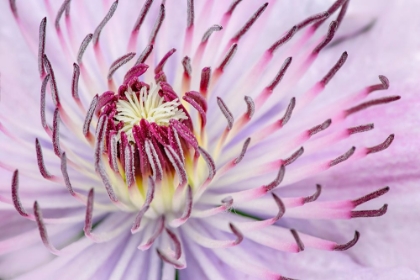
[329,146,355,167]
[123,63,149,85]
[366,75,390,94]
[352,187,390,207]
[201,25,223,43]
[185,91,207,112]
[149,4,165,44]
[83,94,98,137]
[155,48,176,74]
[52,108,61,156]
[268,26,297,54]
[267,57,292,91]
[283,147,303,166]
[165,147,187,186]
[278,97,296,127]
[38,17,47,77]
[35,138,53,179]
[226,0,242,15]
[313,21,338,54]
[183,96,207,126]
[135,45,153,66]
[156,248,185,269]
[55,0,71,30]
[200,67,211,95]
[229,223,244,246]
[335,0,349,29]
[92,1,118,45]
[77,33,93,64]
[320,52,347,87]
[234,137,251,164]
[108,52,136,80]
[264,164,285,191]
[217,97,234,130]
[217,44,238,72]
[312,0,347,30]
[60,152,76,196]
[166,228,182,259]
[171,186,193,227]
[230,2,268,43]
[43,55,60,106]
[11,170,29,217]
[182,56,192,78]
[365,134,394,154]
[307,119,331,137]
[133,0,153,32]
[198,147,216,180]
[296,11,329,30]
[244,96,255,119]
[272,193,286,221]
[347,123,374,135]
[72,63,80,100]
[303,184,322,203]
[333,231,360,251]
[351,204,388,218]
[345,96,400,116]
[290,229,305,252]
[97,161,118,202]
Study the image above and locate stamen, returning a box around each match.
[192,197,233,218]
[183,96,207,126]
[283,147,303,166]
[149,4,165,44]
[135,44,153,66]
[320,52,347,86]
[352,187,390,207]
[347,123,374,135]
[307,119,331,137]
[171,186,193,227]
[267,57,293,92]
[185,91,207,112]
[123,64,149,84]
[83,94,98,137]
[11,170,29,217]
[201,25,223,42]
[108,133,119,172]
[278,97,296,127]
[156,248,186,269]
[139,216,165,250]
[52,108,61,156]
[198,147,216,180]
[43,55,60,106]
[9,0,17,17]
[335,0,349,29]
[155,48,176,74]
[165,228,182,259]
[84,188,94,238]
[145,139,163,181]
[182,56,192,78]
[187,0,194,28]
[217,97,234,130]
[234,137,251,164]
[94,116,108,167]
[38,17,47,77]
[124,145,135,188]
[107,52,136,80]
[296,11,329,30]
[131,206,149,234]
[170,120,199,151]
[77,33,93,64]
[230,2,268,42]
[244,96,255,119]
[290,229,305,252]
[313,21,338,54]
[226,0,242,15]
[351,204,388,218]
[366,75,389,94]
[144,177,156,206]
[333,231,360,251]
[92,1,118,45]
[200,67,211,95]
[264,164,285,192]
[132,0,153,32]
[35,138,53,179]
[60,152,78,196]
[329,146,355,167]
[345,96,400,116]
[229,223,244,246]
[268,26,297,54]
[97,161,118,202]
[312,0,347,30]
[72,63,80,100]
[303,184,322,203]
[365,134,394,154]
[34,201,61,255]
[217,43,238,72]
[54,0,71,30]
[164,147,187,186]
[40,74,51,132]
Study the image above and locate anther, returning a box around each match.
[333,231,360,251]
[60,152,76,196]
[264,164,285,192]
[9,0,17,17]
[83,94,98,137]
[40,74,51,131]
[200,67,211,94]
[283,147,303,166]
[165,147,187,186]
[217,44,238,72]
[124,145,134,188]
[107,52,136,80]
[72,63,80,100]
[226,0,243,15]
[312,0,347,30]
[185,91,208,112]
[123,64,148,85]
[352,187,390,207]
[268,26,297,54]
[38,17,47,77]
[156,248,186,269]
[296,11,329,30]
[170,186,193,227]
[131,206,150,234]
[155,48,176,74]
[165,228,182,259]
[279,97,296,127]
[183,96,207,126]
[365,134,394,154]
[345,96,400,116]
[329,146,355,167]
[303,184,322,203]
[231,2,268,42]
[234,138,251,164]
[139,216,165,250]
[307,119,331,137]
[187,0,194,28]
[267,57,293,92]
[335,0,349,29]
[11,170,29,217]
[217,97,234,129]
[84,188,94,236]
[97,161,118,202]
[132,0,153,32]
[182,56,192,77]
[43,55,60,106]
[77,33,93,64]
[320,52,347,87]
[92,1,118,45]
[135,45,153,66]
[55,0,71,30]
[52,108,61,156]
[272,193,286,220]
[198,147,216,180]
[290,229,305,252]
[201,25,223,43]
[313,21,338,54]
[347,123,374,135]
[149,4,165,44]
[351,204,388,218]
[244,96,255,119]
[366,75,390,94]
[229,223,244,246]
[35,138,53,179]
[34,201,60,255]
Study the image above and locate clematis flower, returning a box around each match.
[0,0,419,279]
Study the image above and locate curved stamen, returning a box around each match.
[234,138,251,164]
[52,108,61,156]
[156,248,186,269]
[307,119,331,137]
[351,204,388,218]
[170,186,193,227]
[60,152,79,197]
[35,138,54,179]
[201,24,223,43]
[200,67,211,96]
[303,184,322,204]
[96,161,118,202]
[123,64,149,84]
[165,228,182,259]
[182,56,192,78]
[192,196,233,218]
[54,0,71,30]
[40,74,51,132]
[230,2,268,43]
[149,4,165,44]
[83,94,98,138]
[352,187,390,207]
[313,21,338,54]
[296,11,329,30]
[268,26,297,54]
[333,231,360,251]
[366,75,389,94]
[264,164,286,192]
[11,170,30,218]
[43,55,60,106]
[283,147,304,167]
[198,147,216,180]
[139,216,165,250]
[135,44,153,66]
[290,229,305,252]
[124,145,135,188]
[34,201,61,255]
[244,96,255,119]
[38,17,47,77]
[320,51,347,86]
[345,96,400,116]
[217,43,238,72]
[77,33,93,64]
[267,57,293,92]
[107,52,136,80]
[92,1,118,45]
[217,97,234,130]
[312,0,347,30]
[365,134,394,154]
[279,97,296,127]
[329,146,355,167]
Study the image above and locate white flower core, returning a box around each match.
[115,82,188,140]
